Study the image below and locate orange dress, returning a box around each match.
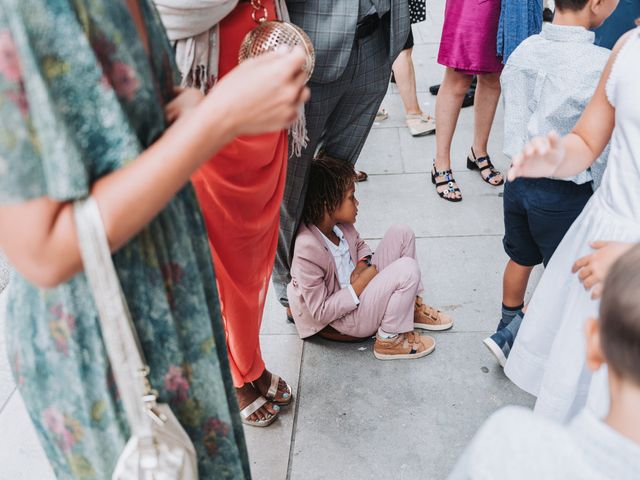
[191,1,287,388]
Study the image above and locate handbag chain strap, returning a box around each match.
[250,0,268,23]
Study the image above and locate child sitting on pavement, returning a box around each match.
[484,0,616,366]
[287,157,453,360]
[450,244,640,480]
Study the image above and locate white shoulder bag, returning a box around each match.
[73,197,198,480]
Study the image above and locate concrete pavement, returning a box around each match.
[0,4,536,479]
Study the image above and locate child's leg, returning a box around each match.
[332,257,421,337]
[503,260,532,307]
[500,178,543,327]
[500,259,533,328]
[371,224,424,293]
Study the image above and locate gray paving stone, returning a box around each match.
[261,286,300,335]
[415,7,445,45]
[358,127,403,175]
[243,335,302,480]
[0,289,15,415]
[289,332,533,480]
[398,109,508,175]
[352,172,504,239]
[0,391,55,480]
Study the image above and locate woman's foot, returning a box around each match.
[406,113,436,137]
[467,147,503,186]
[375,108,389,121]
[431,161,462,202]
[253,369,292,406]
[236,383,279,426]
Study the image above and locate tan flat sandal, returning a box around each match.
[240,395,278,428]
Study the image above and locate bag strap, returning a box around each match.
[73,197,153,435]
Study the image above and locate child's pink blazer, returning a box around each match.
[287,222,372,338]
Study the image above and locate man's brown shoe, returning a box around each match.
[414,296,454,331]
[373,331,435,360]
[286,307,294,324]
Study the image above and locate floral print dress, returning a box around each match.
[0,1,249,478]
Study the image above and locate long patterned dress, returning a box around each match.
[0,1,249,478]
[191,0,288,389]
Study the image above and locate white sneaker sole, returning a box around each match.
[374,342,436,360]
[483,337,507,368]
[414,321,453,331]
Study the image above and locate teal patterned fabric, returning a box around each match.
[0,1,250,478]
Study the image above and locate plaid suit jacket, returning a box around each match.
[286,0,410,84]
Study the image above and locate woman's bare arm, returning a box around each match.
[0,49,309,288]
[508,30,633,182]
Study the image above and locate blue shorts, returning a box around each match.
[502,177,593,267]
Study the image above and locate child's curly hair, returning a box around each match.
[302,156,356,225]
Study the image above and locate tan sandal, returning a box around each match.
[406,113,436,137]
[240,395,278,428]
[375,108,389,121]
[262,373,293,406]
[414,296,454,331]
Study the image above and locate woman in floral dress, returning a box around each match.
[0,0,307,478]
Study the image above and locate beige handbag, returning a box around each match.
[73,197,198,480]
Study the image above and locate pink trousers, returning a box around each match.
[332,224,423,337]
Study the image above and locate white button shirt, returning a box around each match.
[318,225,360,305]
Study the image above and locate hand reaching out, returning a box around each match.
[507,131,566,182]
[572,241,635,299]
[165,87,204,125]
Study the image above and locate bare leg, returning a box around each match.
[469,73,504,185]
[472,72,501,157]
[502,259,533,308]
[392,49,422,115]
[434,67,473,199]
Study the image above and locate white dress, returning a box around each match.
[504,28,640,422]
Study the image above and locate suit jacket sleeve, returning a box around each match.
[295,253,359,324]
[354,229,372,261]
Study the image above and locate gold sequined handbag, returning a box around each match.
[238,0,315,81]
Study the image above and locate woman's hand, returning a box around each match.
[203,47,310,137]
[165,87,204,124]
[507,131,565,182]
[572,241,635,299]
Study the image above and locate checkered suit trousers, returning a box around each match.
[272,24,402,305]
[287,0,410,84]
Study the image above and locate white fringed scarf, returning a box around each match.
[154,0,308,155]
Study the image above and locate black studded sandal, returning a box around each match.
[467,147,504,186]
[431,161,462,202]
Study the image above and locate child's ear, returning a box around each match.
[585,317,606,372]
